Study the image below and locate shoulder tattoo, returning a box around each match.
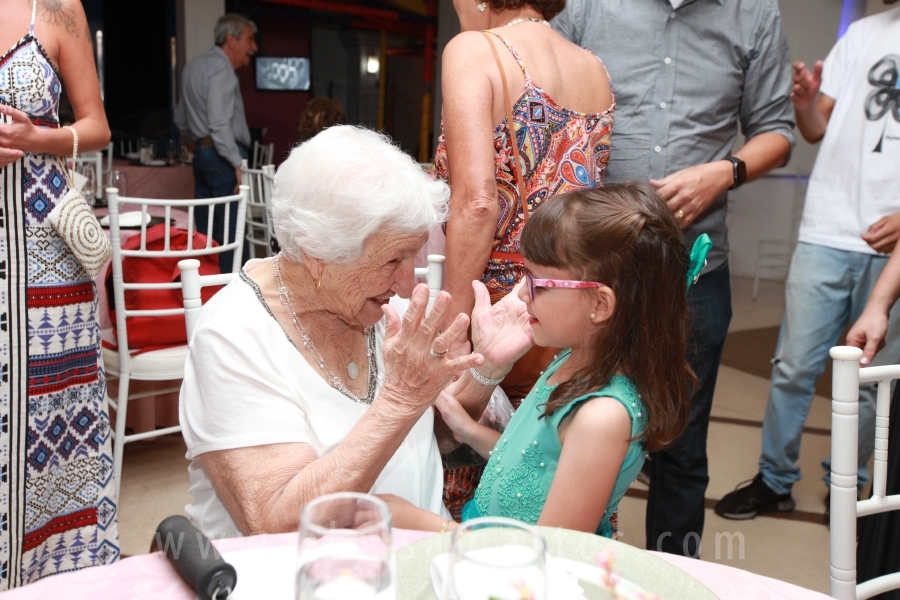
[39,0,80,38]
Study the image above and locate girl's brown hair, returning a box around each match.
[520,183,696,453]
[296,97,347,143]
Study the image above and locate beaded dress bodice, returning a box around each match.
[469,350,647,537]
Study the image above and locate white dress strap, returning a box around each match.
[30,0,37,35]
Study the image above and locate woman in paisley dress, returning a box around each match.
[0,0,117,589]
[434,0,614,517]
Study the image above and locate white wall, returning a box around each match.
[182,0,225,63]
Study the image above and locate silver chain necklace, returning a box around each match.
[502,17,551,28]
[273,255,381,405]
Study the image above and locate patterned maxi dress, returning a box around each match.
[434,30,614,518]
[0,4,119,590]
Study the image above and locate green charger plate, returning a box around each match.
[396,526,718,600]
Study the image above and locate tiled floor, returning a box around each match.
[117,276,834,594]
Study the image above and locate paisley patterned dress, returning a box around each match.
[0,3,118,589]
[434,31,614,518]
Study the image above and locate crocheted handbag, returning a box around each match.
[47,125,111,279]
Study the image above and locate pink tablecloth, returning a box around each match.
[109,158,194,199]
[2,529,830,599]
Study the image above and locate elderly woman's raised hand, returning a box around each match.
[471,280,534,374]
[380,284,484,414]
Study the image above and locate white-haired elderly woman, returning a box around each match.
[179,126,528,538]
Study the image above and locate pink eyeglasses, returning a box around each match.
[525,271,605,302]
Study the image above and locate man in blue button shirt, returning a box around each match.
[554,0,795,557]
[175,13,257,272]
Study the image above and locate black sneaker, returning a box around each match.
[714,473,795,520]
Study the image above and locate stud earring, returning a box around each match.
[590,313,596,320]
[477,2,487,12]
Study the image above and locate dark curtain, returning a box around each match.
[857,383,900,598]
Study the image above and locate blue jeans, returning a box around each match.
[759,243,900,495]
[192,145,249,273]
[646,263,732,557]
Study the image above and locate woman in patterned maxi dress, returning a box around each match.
[0,0,118,589]
[434,0,614,518]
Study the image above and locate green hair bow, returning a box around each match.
[686,233,712,292]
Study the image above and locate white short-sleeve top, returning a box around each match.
[179,261,447,538]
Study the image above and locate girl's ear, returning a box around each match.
[590,286,616,325]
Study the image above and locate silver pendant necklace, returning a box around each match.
[273,255,381,405]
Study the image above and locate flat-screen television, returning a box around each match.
[255,57,310,91]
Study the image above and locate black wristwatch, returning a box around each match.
[725,156,747,190]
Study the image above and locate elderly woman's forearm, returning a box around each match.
[209,399,427,535]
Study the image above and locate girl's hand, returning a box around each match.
[435,391,477,444]
[0,104,41,156]
[470,280,534,375]
[380,284,484,415]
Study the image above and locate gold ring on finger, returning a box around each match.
[675,209,685,220]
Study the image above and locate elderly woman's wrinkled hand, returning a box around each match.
[471,279,534,375]
[380,284,484,414]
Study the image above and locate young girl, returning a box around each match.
[388,183,700,536]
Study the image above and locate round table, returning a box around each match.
[0,529,831,599]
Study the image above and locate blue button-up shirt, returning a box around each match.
[175,46,251,168]
[554,0,795,270]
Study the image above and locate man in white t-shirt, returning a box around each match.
[716,3,900,520]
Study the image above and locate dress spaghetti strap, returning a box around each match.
[29,0,37,35]
[483,30,530,80]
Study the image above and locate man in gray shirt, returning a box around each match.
[554,0,794,557]
[175,13,257,271]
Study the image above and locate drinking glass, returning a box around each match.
[445,517,547,600]
[80,164,97,206]
[166,139,177,164]
[296,492,394,600]
[147,141,156,162]
[179,142,191,164]
[107,169,128,197]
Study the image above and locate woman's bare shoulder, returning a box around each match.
[37,0,88,38]
[443,30,493,64]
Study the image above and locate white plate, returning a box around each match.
[99,211,152,228]
[124,152,140,160]
[143,159,167,166]
[396,526,719,600]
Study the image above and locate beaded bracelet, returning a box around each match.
[469,367,504,386]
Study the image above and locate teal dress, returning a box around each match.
[461,350,647,537]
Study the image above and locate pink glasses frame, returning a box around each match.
[525,271,604,301]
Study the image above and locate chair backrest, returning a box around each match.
[178,259,238,343]
[251,141,274,168]
[830,346,900,599]
[106,185,247,358]
[414,254,445,298]
[241,160,276,259]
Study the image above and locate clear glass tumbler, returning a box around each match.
[296,492,394,600]
[80,164,96,206]
[446,517,547,600]
[107,169,128,197]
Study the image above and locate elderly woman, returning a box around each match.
[180,126,525,538]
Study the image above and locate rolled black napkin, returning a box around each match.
[156,515,237,600]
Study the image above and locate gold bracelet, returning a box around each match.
[439,520,451,534]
